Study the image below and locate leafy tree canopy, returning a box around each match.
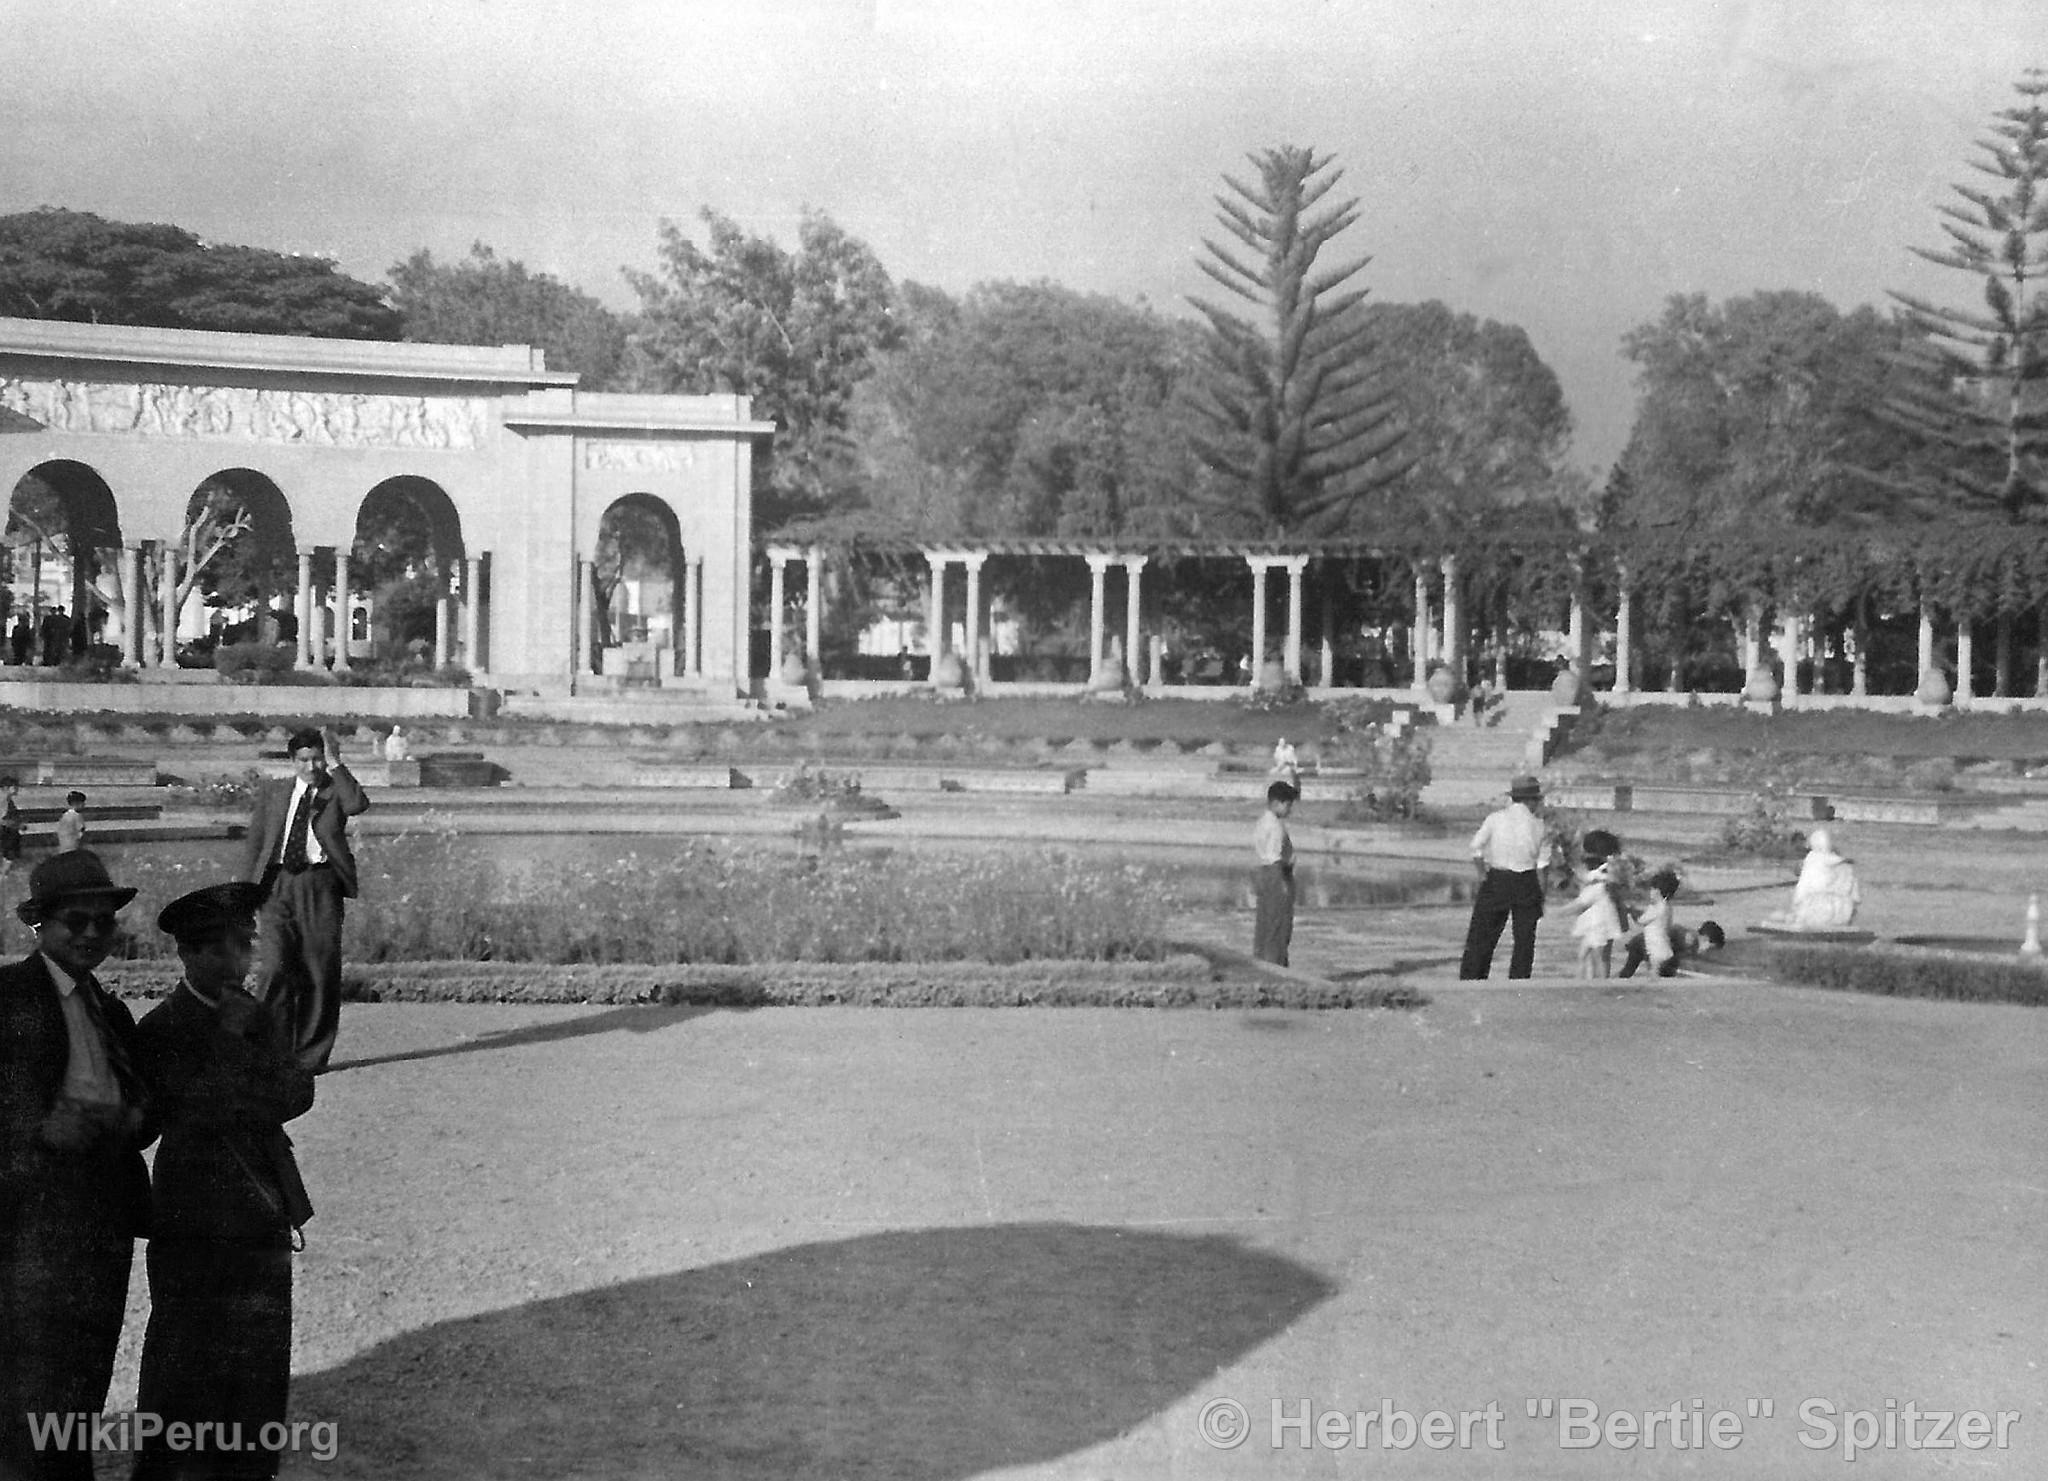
[0,208,399,339]
[389,243,628,387]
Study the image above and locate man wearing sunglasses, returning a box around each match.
[0,850,156,1481]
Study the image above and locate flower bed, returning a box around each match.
[1768,942,2048,1006]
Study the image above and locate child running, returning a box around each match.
[1558,829,1625,978]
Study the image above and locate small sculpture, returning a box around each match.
[1763,827,1861,931]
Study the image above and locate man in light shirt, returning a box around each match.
[243,726,369,1073]
[1459,774,1553,979]
[0,850,155,1481]
[1252,780,1299,966]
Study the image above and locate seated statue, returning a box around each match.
[1764,828,1861,931]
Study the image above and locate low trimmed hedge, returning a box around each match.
[99,956,1426,1010]
[1768,943,2048,1006]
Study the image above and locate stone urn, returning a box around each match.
[1549,665,1584,707]
[778,649,811,687]
[1088,656,1127,692]
[929,648,966,691]
[1255,658,1288,692]
[1425,663,1466,706]
[1915,667,1952,707]
[1741,664,1781,704]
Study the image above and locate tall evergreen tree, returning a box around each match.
[1187,145,1406,536]
[1883,68,2048,522]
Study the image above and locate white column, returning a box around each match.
[1086,555,1109,681]
[1249,558,1269,688]
[927,554,945,660]
[1777,611,1799,696]
[1850,618,1869,697]
[685,558,702,678]
[767,555,787,680]
[964,553,986,684]
[1411,565,1430,689]
[1957,618,1976,704]
[1123,556,1145,686]
[1283,557,1305,682]
[294,551,316,670]
[805,546,824,676]
[157,544,180,669]
[118,546,141,668]
[1439,553,1461,681]
[434,590,452,670]
[1568,592,1587,673]
[1318,583,1335,690]
[462,556,483,673]
[1612,566,1633,696]
[1918,601,1936,689]
[331,550,352,672]
[578,558,597,676]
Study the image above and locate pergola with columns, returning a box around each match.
[0,316,770,699]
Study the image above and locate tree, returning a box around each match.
[1187,145,1407,535]
[388,244,628,388]
[623,208,899,529]
[1881,68,2048,523]
[0,208,399,339]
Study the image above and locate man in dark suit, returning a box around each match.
[0,851,155,1481]
[133,883,314,1481]
[243,726,369,1074]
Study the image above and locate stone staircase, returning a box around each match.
[1420,689,1560,809]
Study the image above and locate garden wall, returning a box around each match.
[0,679,474,719]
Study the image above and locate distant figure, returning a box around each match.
[1469,676,1494,726]
[39,604,69,666]
[1459,775,1554,980]
[0,772,19,878]
[1252,781,1299,966]
[9,611,31,665]
[1764,828,1862,931]
[383,725,411,762]
[1270,737,1300,788]
[896,647,914,680]
[56,790,87,853]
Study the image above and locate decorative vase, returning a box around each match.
[1256,658,1288,692]
[1089,657,1127,692]
[1549,666,1583,707]
[1425,664,1465,705]
[779,650,810,687]
[1741,664,1780,703]
[929,649,965,690]
[1914,668,1951,707]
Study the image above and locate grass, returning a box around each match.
[757,693,1389,748]
[1768,941,2048,1005]
[1566,704,2048,765]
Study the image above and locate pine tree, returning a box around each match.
[1885,69,2048,522]
[1187,146,1407,536]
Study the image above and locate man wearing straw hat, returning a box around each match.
[1460,774,1553,979]
[0,851,154,1481]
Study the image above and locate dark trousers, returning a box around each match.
[1618,938,1678,979]
[134,1237,294,1481]
[1253,863,1295,966]
[0,1200,135,1481]
[256,864,345,1074]
[1460,868,1544,979]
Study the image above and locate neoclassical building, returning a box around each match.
[0,315,770,699]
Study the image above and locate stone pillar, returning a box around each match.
[118,546,142,668]
[1249,558,1269,688]
[1411,565,1430,690]
[1568,590,1590,678]
[1957,618,1976,705]
[964,554,984,684]
[157,544,180,669]
[1283,557,1305,682]
[1318,583,1335,690]
[1777,611,1799,696]
[329,551,351,673]
[434,590,453,670]
[463,556,484,673]
[1917,601,1936,690]
[578,558,598,676]
[1123,556,1145,687]
[1740,609,1759,675]
[1086,554,1109,681]
[767,554,787,681]
[1439,553,1461,682]
[927,554,946,660]
[806,546,824,677]
[1612,566,1633,696]
[1850,614,1869,698]
[295,550,316,670]
[1995,613,2013,698]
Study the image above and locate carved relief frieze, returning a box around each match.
[0,377,490,450]
[582,439,698,472]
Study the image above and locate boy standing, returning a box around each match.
[55,792,86,853]
[1252,780,1300,966]
[0,773,21,878]
[132,883,314,1481]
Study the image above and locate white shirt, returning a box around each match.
[1470,802,1549,872]
[277,777,329,866]
[43,954,122,1107]
[1253,810,1293,867]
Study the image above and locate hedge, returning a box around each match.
[99,956,1427,1010]
[1767,943,2048,1006]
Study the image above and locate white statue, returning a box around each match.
[1766,827,1861,931]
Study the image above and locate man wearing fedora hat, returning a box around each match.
[243,724,368,1074]
[1460,774,1555,979]
[0,851,155,1481]
[131,882,314,1481]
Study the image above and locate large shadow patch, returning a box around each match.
[291,1222,1331,1478]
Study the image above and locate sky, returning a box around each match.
[1,0,2040,475]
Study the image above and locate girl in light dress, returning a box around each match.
[1558,830,1626,978]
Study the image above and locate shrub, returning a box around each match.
[213,643,298,683]
[165,768,264,811]
[1330,715,1432,822]
[1769,944,2048,1006]
[1714,788,1808,858]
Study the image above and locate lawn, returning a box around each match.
[760,693,1375,748]
[1565,705,2048,765]
[83,985,2048,1479]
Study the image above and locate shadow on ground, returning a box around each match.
[290,1222,1332,1479]
[325,1004,727,1073]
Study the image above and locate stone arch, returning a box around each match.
[352,476,467,662]
[595,492,684,671]
[8,458,122,661]
[178,467,298,647]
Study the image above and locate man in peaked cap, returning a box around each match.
[243,724,368,1073]
[0,851,155,1481]
[131,882,314,1481]
[1459,774,1555,979]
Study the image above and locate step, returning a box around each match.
[0,757,161,787]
